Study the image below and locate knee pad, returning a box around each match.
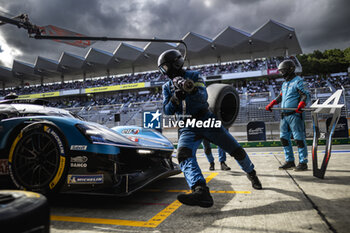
[280,138,289,147]
[229,147,247,161]
[296,140,305,148]
[177,147,193,163]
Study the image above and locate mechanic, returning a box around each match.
[202,138,231,171]
[265,59,310,171]
[159,49,262,208]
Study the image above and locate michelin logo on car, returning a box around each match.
[67,174,103,184]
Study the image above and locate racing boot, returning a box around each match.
[209,162,215,171]
[247,169,262,190]
[279,161,296,170]
[294,163,308,171]
[177,184,213,208]
[220,162,231,171]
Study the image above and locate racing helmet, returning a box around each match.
[278,59,296,78]
[4,92,18,100]
[158,49,184,78]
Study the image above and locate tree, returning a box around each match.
[344,47,350,63]
[297,47,349,76]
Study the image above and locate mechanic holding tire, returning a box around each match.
[158,49,262,208]
[265,59,310,171]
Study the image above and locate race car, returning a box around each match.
[0,99,180,196]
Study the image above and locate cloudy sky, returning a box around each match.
[0,0,349,67]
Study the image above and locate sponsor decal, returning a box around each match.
[67,174,103,184]
[70,145,87,151]
[71,163,87,168]
[70,156,88,168]
[121,129,140,134]
[71,156,88,163]
[248,127,265,135]
[247,121,266,141]
[0,159,9,175]
[127,136,139,142]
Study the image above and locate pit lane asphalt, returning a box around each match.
[50,145,350,233]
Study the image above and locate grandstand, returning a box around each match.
[0,19,349,141]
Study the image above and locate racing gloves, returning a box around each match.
[171,76,197,105]
[170,89,186,105]
[296,101,306,113]
[265,99,277,112]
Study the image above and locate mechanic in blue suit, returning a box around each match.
[202,139,231,171]
[266,59,310,171]
[159,49,262,208]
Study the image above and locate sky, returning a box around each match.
[0,0,349,67]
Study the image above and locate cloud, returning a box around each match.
[0,31,22,66]
[0,0,348,66]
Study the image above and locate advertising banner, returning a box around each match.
[85,82,145,93]
[150,80,166,87]
[267,69,279,75]
[18,91,60,99]
[247,121,266,141]
[326,116,349,138]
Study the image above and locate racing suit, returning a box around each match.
[162,70,254,188]
[274,75,310,164]
[202,139,226,163]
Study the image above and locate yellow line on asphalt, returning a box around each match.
[210,190,251,194]
[51,172,249,228]
[143,189,251,194]
[204,172,218,183]
[143,199,183,227]
[144,172,219,227]
[50,215,150,227]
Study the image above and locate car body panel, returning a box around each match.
[0,102,180,196]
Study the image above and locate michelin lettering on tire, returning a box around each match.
[43,126,66,190]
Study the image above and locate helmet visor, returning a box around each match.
[278,68,289,77]
[159,64,168,75]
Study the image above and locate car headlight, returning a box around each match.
[75,123,138,146]
[76,124,108,143]
[137,149,154,155]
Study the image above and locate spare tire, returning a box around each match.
[0,190,50,233]
[207,84,240,128]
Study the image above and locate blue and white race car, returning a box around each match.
[0,99,180,196]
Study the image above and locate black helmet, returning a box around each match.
[158,49,184,78]
[4,92,18,100]
[278,59,296,79]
